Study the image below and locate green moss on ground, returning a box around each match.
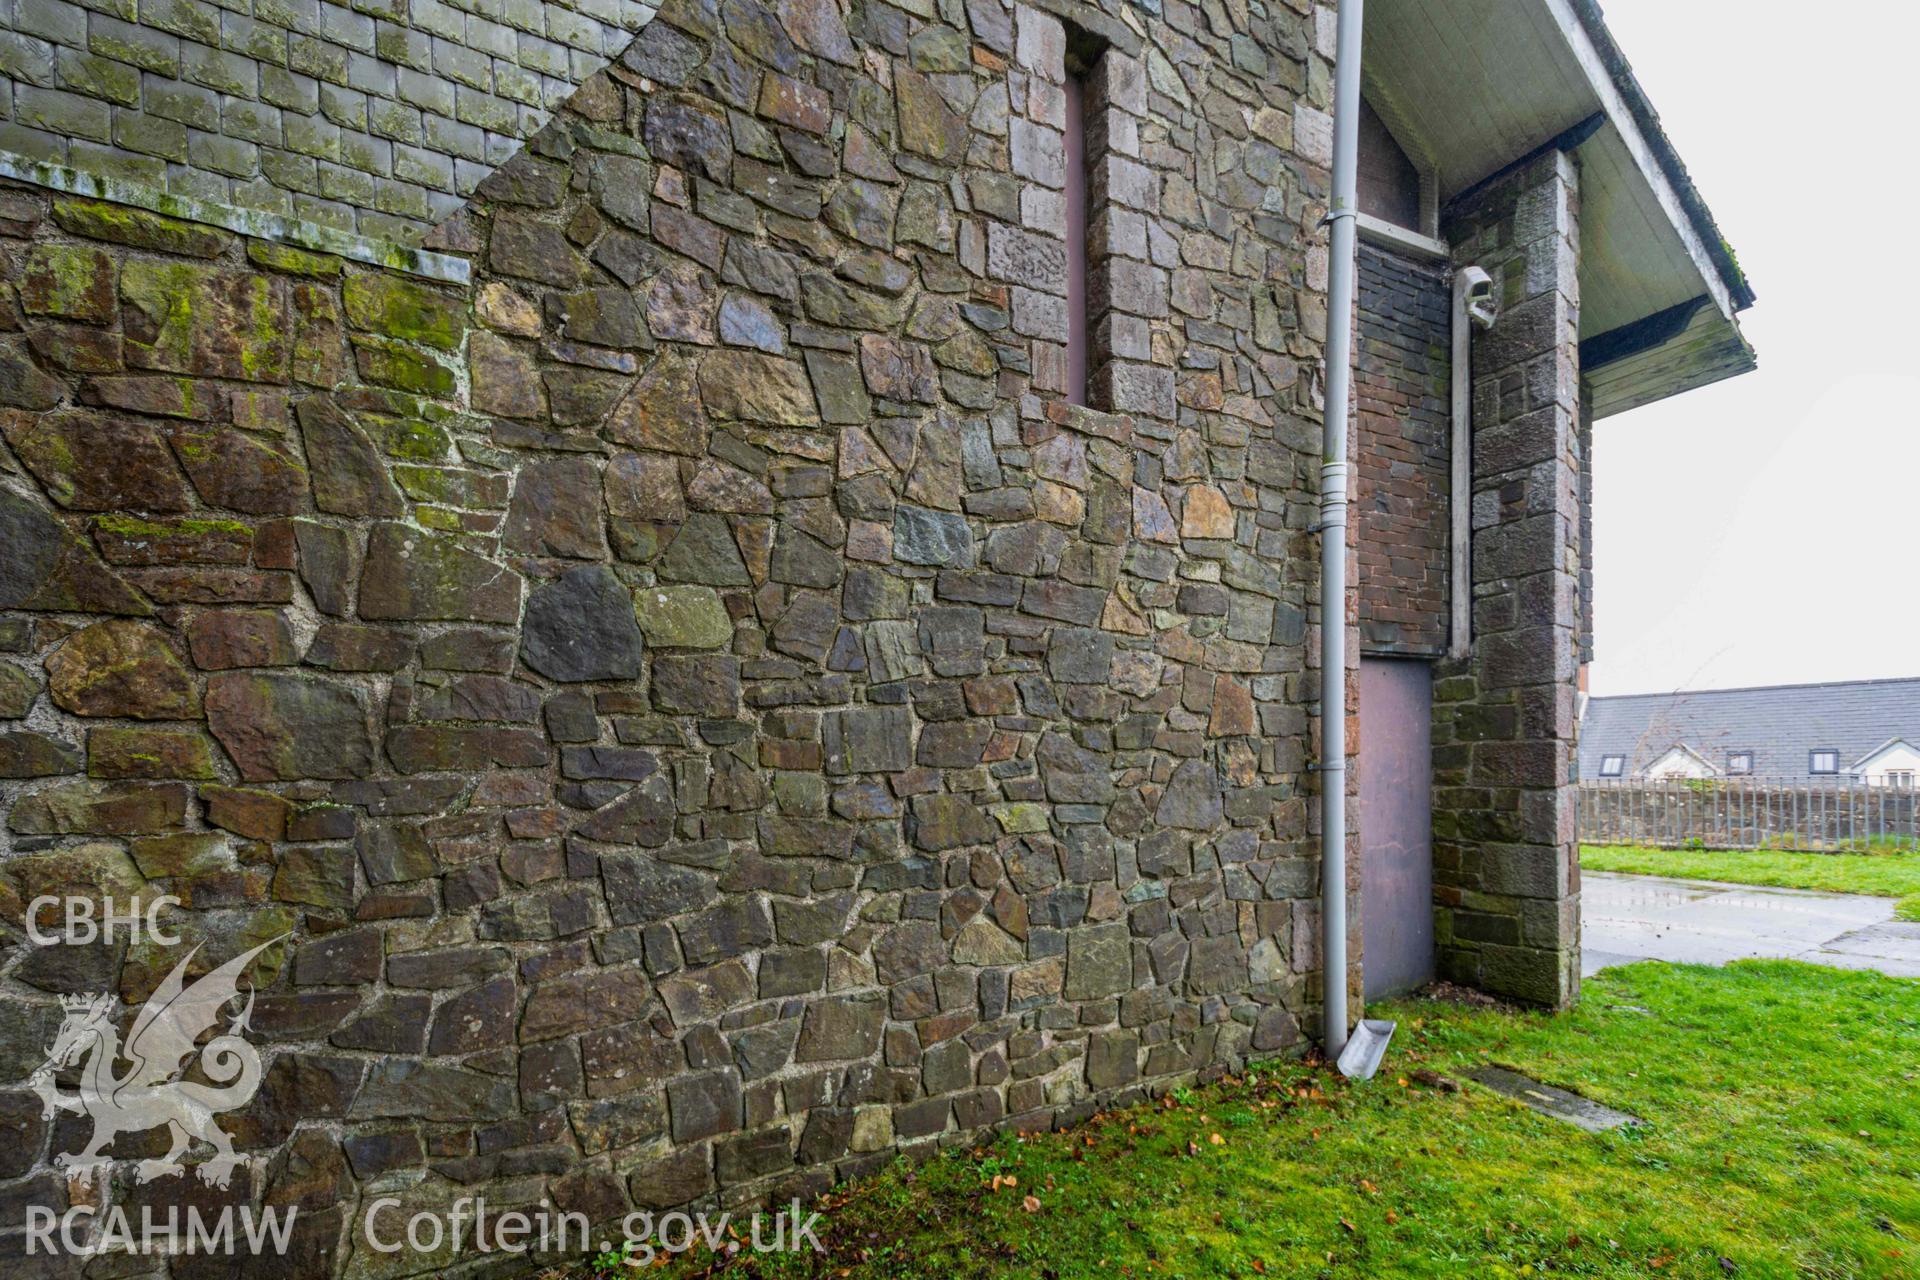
[551,962,1919,1280]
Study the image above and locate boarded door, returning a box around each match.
[1360,658,1434,999]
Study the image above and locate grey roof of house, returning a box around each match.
[1579,679,1920,779]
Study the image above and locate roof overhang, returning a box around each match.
[1850,738,1919,771]
[1362,0,1755,419]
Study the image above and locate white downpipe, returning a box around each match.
[1449,267,1496,661]
[1319,0,1363,1062]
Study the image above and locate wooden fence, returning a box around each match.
[1578,777,1919,852]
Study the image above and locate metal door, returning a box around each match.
[1360,658,1434,998]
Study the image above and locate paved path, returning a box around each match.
[1583,871,1920,978]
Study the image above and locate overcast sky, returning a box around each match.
[1581,1,1920,697]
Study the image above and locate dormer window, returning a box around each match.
[1599,755,1625,778]
[1727,751,1752,776]
[1809,749,1838,775]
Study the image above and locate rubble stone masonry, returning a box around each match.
[0,0,1344,1272]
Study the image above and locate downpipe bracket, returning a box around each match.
[1318,201,1359,232]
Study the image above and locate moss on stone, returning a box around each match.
[120,258,290,383]
[26,428,80,506]
[378,416,455,462]
[351,335,457,397]
[243,281,282,379]
[22,244,115,321]
[390,465,455,502]
[119,258,201,370]
[90,513,253,538]
[51,197,229,257]
[246,239,345,277]
[343,272,466,351]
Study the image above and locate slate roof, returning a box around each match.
[1579,679,1920,780]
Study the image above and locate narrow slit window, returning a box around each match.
[1063,67,1090,406]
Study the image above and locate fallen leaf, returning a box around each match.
[1210,1133,1225,1146]
[1023,1195,1041,1214]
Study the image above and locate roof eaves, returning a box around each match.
[1567,0,1756,311]
[1656,743,1719,773]
[1590,676,1920,705]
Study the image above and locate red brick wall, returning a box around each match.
[1355,243,1450,657]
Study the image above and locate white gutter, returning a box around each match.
[1449,267,1496,660]
[1319,0,1363,1063]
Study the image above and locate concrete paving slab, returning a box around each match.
[1816,923,1920,969]
[1467,1066,1643,1132]
[1583,871,1920,978]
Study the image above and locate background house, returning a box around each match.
[1579,678,1920,782]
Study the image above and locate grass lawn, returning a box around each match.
[574,962,1920,1280]
[1582,844,1920,921]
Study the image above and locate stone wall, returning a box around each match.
[1354,241,1447,658]
[0,0,657,243]
[1430,150,1583,1008]
[0,0,1339,1271]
